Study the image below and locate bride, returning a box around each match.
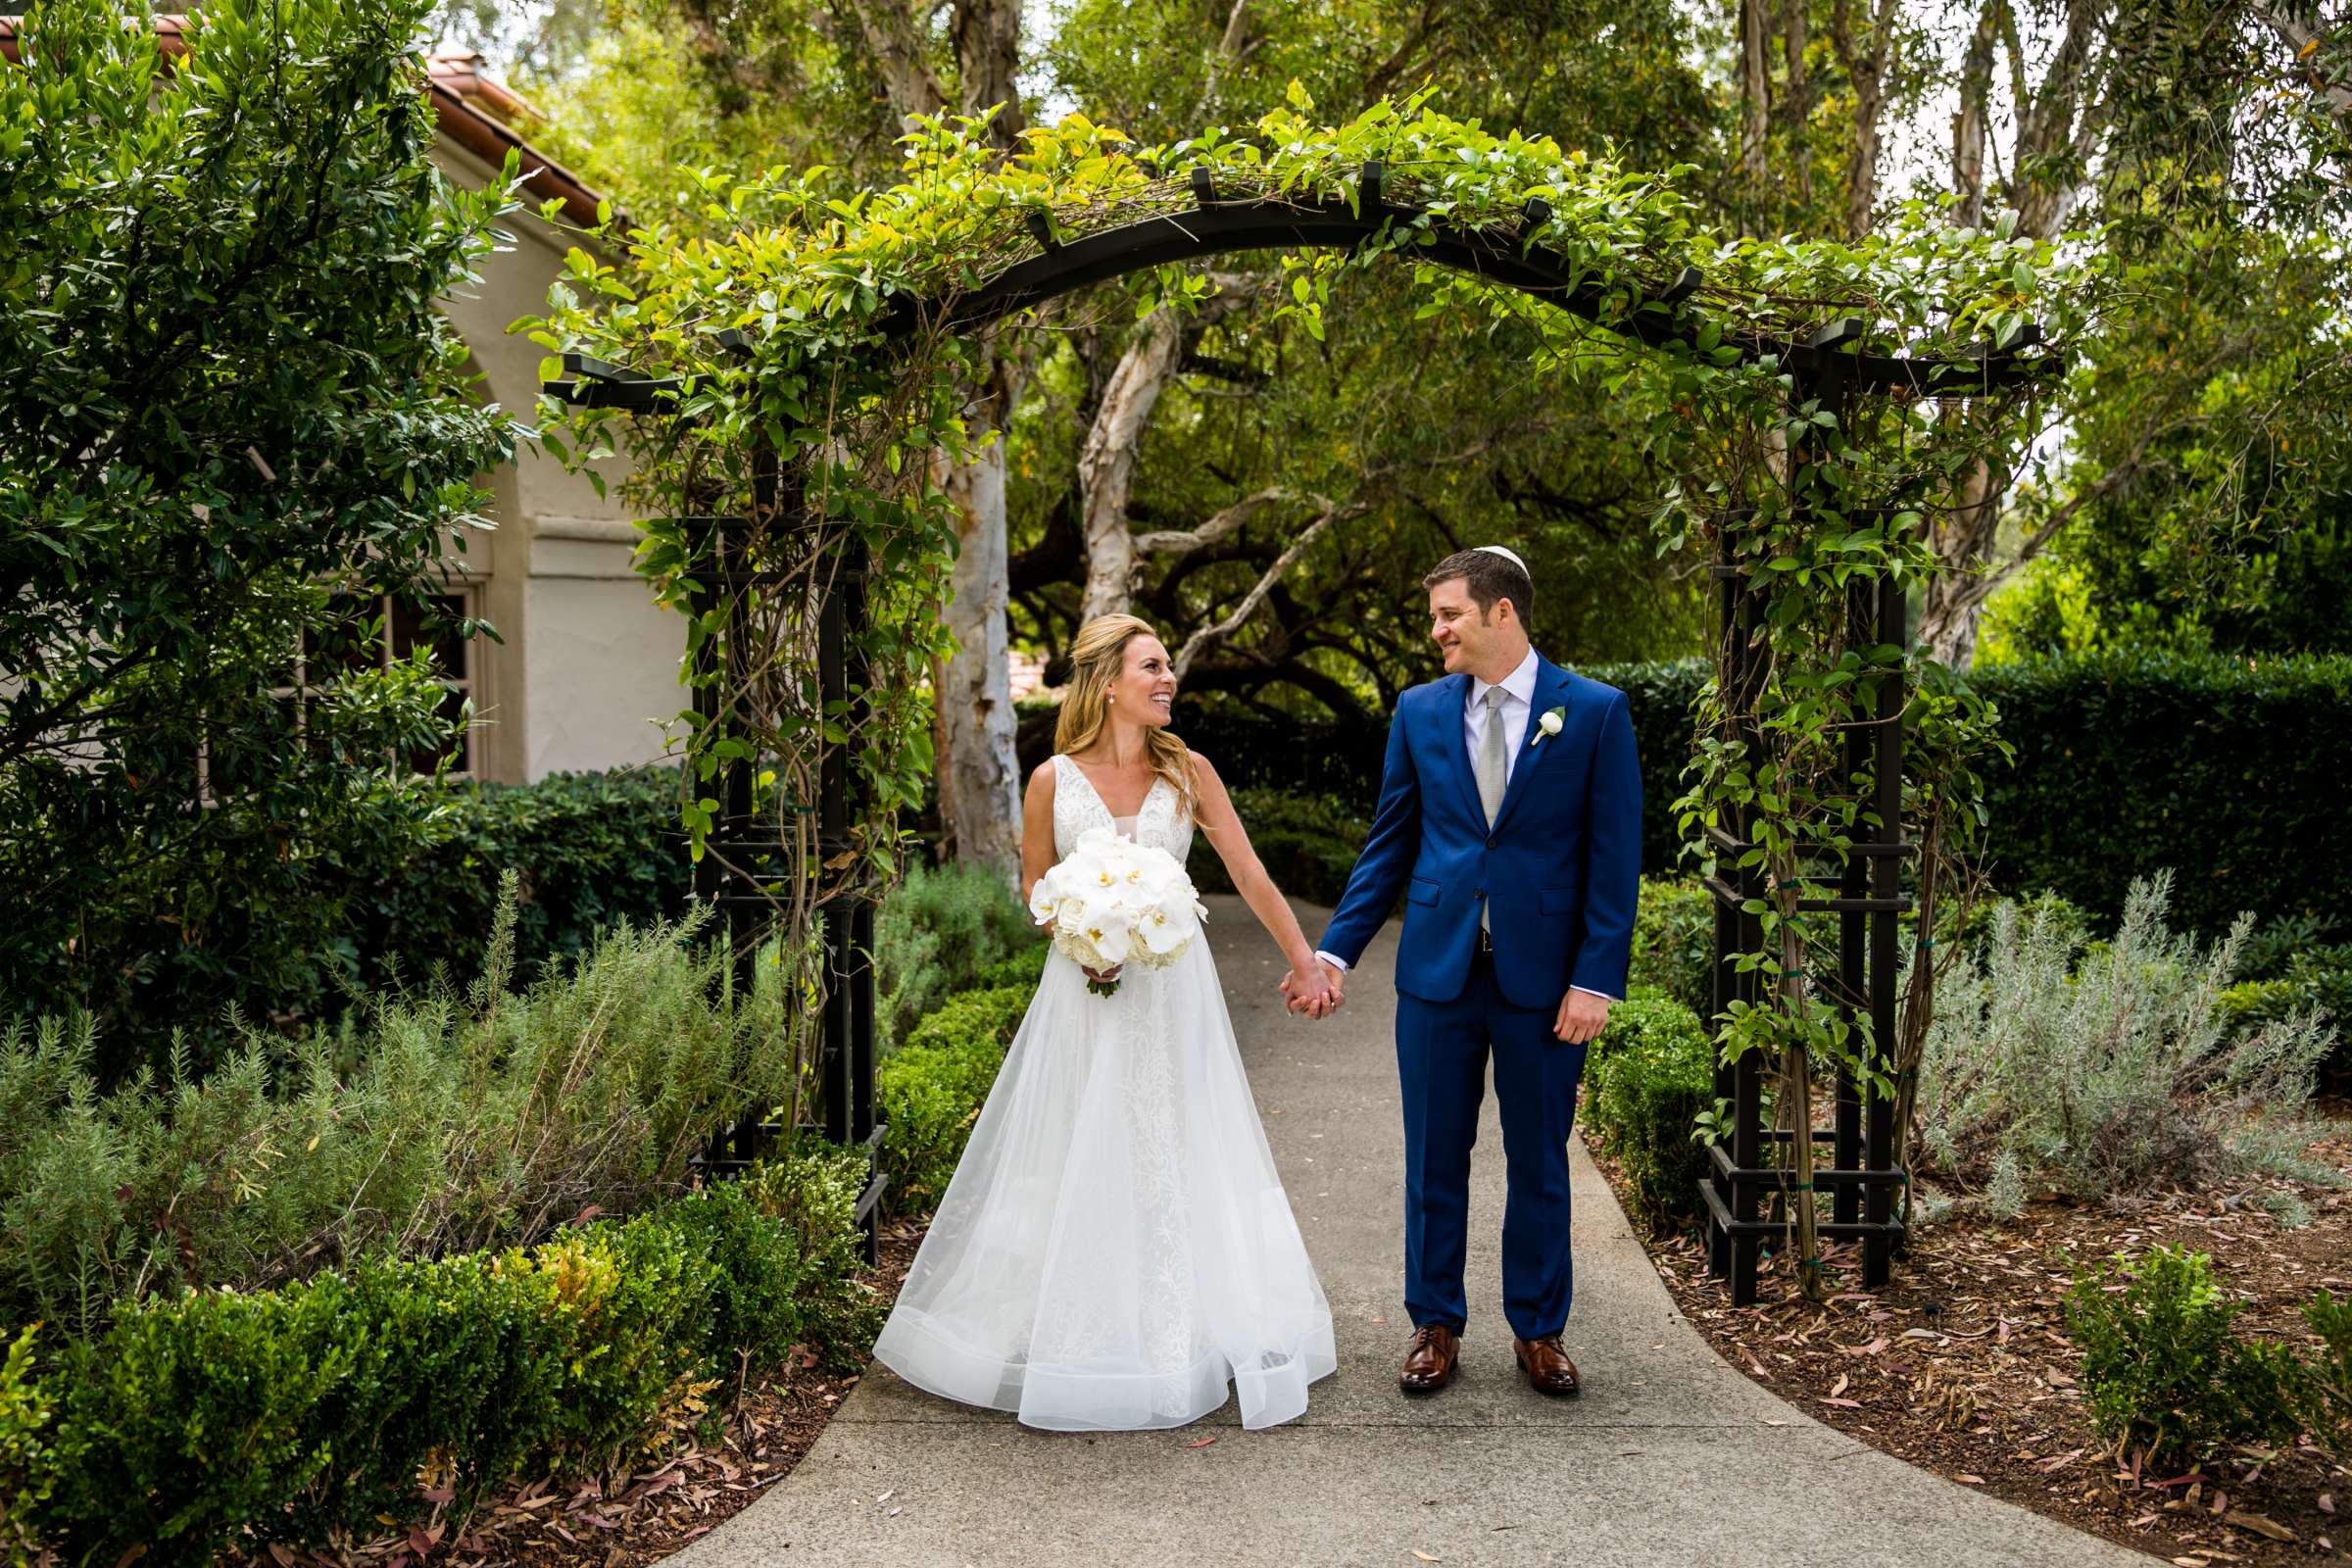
[871,612,1340,1432]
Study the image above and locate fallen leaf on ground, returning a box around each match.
[2221,1510,2297,1543]
[1412,1553,1441,1563]
[1186,1437,1217,1448]
[1956,1473,1985,1484]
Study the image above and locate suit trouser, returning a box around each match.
[1396,947,1590,1342]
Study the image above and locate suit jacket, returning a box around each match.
[1317,655,1642,1011]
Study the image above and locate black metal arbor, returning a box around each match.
[545,162,2048,1273]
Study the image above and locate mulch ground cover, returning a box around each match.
[1595,1109,2352,1567]
[247,1216,927,1568]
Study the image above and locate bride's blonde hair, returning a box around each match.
[1054,613,1199,819]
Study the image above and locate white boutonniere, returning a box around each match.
[1531,705,1566,746]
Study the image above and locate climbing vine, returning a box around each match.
[525,86,2089,1273]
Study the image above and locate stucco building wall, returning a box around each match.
[426,133,680,784]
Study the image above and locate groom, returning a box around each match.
[1291,547,1641,1397]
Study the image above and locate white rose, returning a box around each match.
[1538,709,1564,737]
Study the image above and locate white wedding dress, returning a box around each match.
[871,756,1337,1431]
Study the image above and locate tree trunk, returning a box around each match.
[1075,308,1186,620]
[1951,0,2001,228]
[1200,0,1253,119]
[1740,0,1773,190]
[842,0,947,126]
[1917,451,2004,669]
[2008,0,2107,241]
[1065,6,1258,622]
[933,428,1023,874]
[1831,0,1902,238]
[1924,0,2103,666]
[953,0,1027,137]
[1843,73,1885,238]
[840,0,1027,875]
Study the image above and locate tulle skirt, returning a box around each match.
[871,940,1337,1432]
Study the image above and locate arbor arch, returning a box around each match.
[532,94,2068,1293]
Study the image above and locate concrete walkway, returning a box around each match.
[677,898,2145,1568]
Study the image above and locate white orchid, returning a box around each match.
[1134,902,1199,957]
[1031,829,1203,996]
[1080,906,1134,965]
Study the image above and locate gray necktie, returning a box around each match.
[1476,686,1506,933]
[1476,685,1508,827]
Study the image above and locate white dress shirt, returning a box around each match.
[1465,647,1541,786]
[1315,648,1614,1003]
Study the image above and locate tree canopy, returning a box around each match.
[1,0,514,1068]
[476,0,2352,682]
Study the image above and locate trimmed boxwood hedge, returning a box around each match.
[1026,662,1705,878]
[1184,789,1373,908]
[1582,989,1715,1229]
[10,1158,879,1566]
[339,651,2343,1029]
[351,766,690,992]
[1967,653,2352,939]
[876,984,1034,1211]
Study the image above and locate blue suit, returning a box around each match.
[1318,655,1642,1340]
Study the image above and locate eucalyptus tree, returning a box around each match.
[1003,261,1708,715]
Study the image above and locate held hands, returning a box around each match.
[1553,988,1609,1045]
[1279,957,1346,1020]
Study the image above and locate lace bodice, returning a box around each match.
[1052,754,1193,859]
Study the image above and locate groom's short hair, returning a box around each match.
[1424,550,1534,630]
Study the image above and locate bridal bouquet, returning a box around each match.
[1027,826,1207,997]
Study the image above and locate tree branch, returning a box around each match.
[1173,499,1359,680]
[2254,1,2352,147]
[1133,486,1292,556]
[1199,0,1252,120]
[1358,4,1442,103]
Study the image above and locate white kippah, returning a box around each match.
[1474,544,1530,577]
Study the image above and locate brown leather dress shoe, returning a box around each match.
[1514,1335,1581,1396]
[1398,1324,1460,1394]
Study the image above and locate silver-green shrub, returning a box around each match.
[0,874,805,1338]
[872,859,1038,1054]
[1916,871,2340,1211]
